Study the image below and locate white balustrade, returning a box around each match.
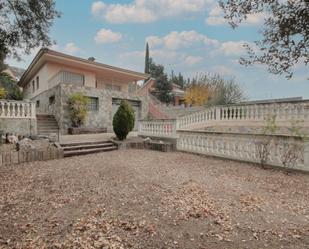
[0,100,36,119]
[177,102,309,130]
[139,119,177,138]
[177,130,307,169]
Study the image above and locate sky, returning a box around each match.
[6,0,309,100]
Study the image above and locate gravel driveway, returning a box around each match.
[0,150,309,249]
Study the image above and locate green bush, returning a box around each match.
[67,92,89,127]
[0,87,6,99]
[113,100,135,140]
[0,72,22,100]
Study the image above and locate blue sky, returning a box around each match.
[7,0,308,100]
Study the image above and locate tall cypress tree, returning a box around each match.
[144,43,150,74]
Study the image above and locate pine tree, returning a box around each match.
[144,43,150,74]
[148,59,172,103]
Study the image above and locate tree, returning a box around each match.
[208,75,246,105]
[0,0,60,68]
[185,74,246,106]
[0,72,22,100]
[220,0,308,79]
[184,85,210,107]
[67,93,89,127]
[113,100,135,141]
[170,71,185,89]
[144,42,150,74]
[149,58,172,103]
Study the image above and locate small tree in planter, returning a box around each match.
[113,100,135,140]
[67,93,89,128]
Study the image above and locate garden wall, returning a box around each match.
[0,118,37,136]
[0,145,63,167]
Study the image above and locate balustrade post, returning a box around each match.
[215,107,220,121]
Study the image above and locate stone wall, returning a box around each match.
[0,145,63,166]
[59,84,150,134]
[31,83,150,135]
[177,130,309,172]
[0,118,37,136]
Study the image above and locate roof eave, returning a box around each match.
[18,48,150,87]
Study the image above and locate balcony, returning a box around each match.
[48,71,84,88]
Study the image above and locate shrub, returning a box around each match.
[113,100,135,140]
[0,73,22,100]
[0,88,6,99]
[67,93,89,127]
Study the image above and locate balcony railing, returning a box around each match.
[0,100,36,119]
[48,71,84,88]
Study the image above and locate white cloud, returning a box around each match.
[94,29,123,44]
[245,13,265,25]
[206,16,226,25]
[210,65,235,76]
[91,1,106,16]
[146,30,219,50]
[91,0,212,24]
[216,41,247,56]
[206,4,265,26]
[63,42,81,54]
[184,56,203,66]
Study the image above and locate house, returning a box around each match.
[141,79,185,106]
[171,83,185,106]
[17,48,150,135]
[2,65,25,82]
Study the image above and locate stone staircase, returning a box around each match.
[37,114,59,136]
[60,140,118,157]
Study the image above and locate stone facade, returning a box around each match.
[32,83,150,134]
[0,118,37,136]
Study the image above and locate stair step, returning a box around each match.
[36,114,59,137]
[62,143,114,151]
[63,146,117,157]
[38,126,59,129]
[38,119,57,124]
[60,140,112,147]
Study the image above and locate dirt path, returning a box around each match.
[0,150,309,249]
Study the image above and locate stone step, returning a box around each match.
[38,131,58,136]
[62,142,114,152]
[37,125,59,129]
[36,117,55,120]
[37,118,58,121]
[63,146,117,157]
[60,140,112,147]
[36,114,59,137]
[38,130,58,135]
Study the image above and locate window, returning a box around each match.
[49,95,55,105]
[87,97,99,111]
[36,100,40,108]
[32,80,35,92]
[36,76,39,90]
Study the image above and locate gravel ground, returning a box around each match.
[0,150,309,249]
